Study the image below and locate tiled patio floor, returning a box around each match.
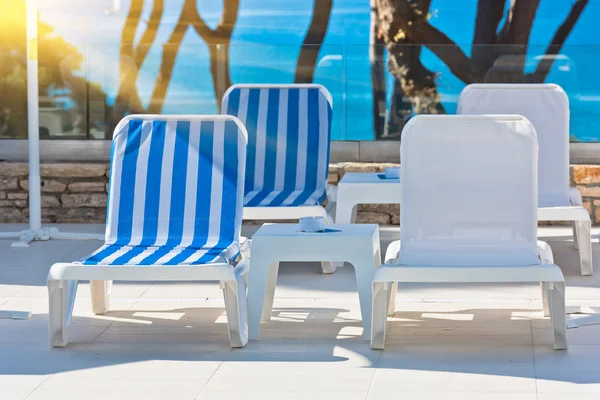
[1,224,600,399]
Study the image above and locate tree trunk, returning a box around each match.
[107,0,144,138]
[190,0,239,111]
[374,0,446,138]
[147,17,188,114]
[370,0,386,139]
[208,43,232,109]
[471,0,506,72]
[527,0,589,83]
[486,0,540,82]
[294,0,333,83]
[108,0,163,138]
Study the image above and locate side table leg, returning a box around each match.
[352,257,377,340]
[262,262,280,321]
[388,282,398,316]
[335,202,357,224]
[331,202,358,271]
[248,257,279,341]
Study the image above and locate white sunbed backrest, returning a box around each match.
[398,115,540,267]
[457,84,570,207]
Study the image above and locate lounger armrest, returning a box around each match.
[569,187,583,207]
[384,240,402,264]
[240,237,251,258]
[234,256,249,278]
[326,184,338,203]
[537,240,554,265]
[324,184,338,223]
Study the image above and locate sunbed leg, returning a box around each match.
[548,281,567,350]
[572,221,579,250]
[575,220,593,276]
[222,271,248,348]
[90,280,112,315]
[541,282,550,317]
[371,281,391,350]
[388,282,398,316]
[321,262,336,274]
[48,279,78,348]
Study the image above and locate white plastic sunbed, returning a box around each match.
[371,115,567,351]
[47,115,250,348]
[458,83,592,276]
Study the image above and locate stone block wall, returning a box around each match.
[0,163,109,223]
[2,161,600,225]
[328,163,600,225]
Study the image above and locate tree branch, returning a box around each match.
[416,23,480,83]
[109,0,144,138]
[370,0,386,139]
[134,0,164,66]
[187,0,239,109]
[188,0,215,40]
[214,0,240,39]
[147,9,188,113]
[189,0,240,43]
[120,0,143,58]
[504,0,540,45]
[527,0,589,83]
[491,0,539,81]
[375,0,480,84]
[471,0,505,69]
[295,0,333,83]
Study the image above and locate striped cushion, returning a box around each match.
[222,85,332,207]
[80,116,247,266]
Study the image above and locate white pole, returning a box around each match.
[1,1,105,245]
[26,0,42,233]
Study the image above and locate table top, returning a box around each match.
[339,171,401,184]
[253,223,378,238]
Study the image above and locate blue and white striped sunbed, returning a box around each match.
[47,115,250,348]
[82,116,245,266]
[222,84,333,208]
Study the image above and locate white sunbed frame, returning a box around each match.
[47,114,250,348]
[373,241,566,350]
[371,114,568,351]
[48,260,249,348]
[458,84,592,276]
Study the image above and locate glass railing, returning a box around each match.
[1,43,599,142]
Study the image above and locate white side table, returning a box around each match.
[247,223,381,340]
[335,172,401,223]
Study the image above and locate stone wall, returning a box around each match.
[1,161,600,225]
[0,163,109,223]
[328,163,600,225]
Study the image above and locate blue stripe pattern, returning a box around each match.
[222,85,333,207]
[79,116,247,266]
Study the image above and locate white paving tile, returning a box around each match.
[0,389,36,400]
[368,393,537,400]
[198,392,368,400]
[534,345,600,371]
[27,387,201,400]
[536,370,600,393]
[0,225,599,399]
[538,394,600,400]
[369,368,537,393]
